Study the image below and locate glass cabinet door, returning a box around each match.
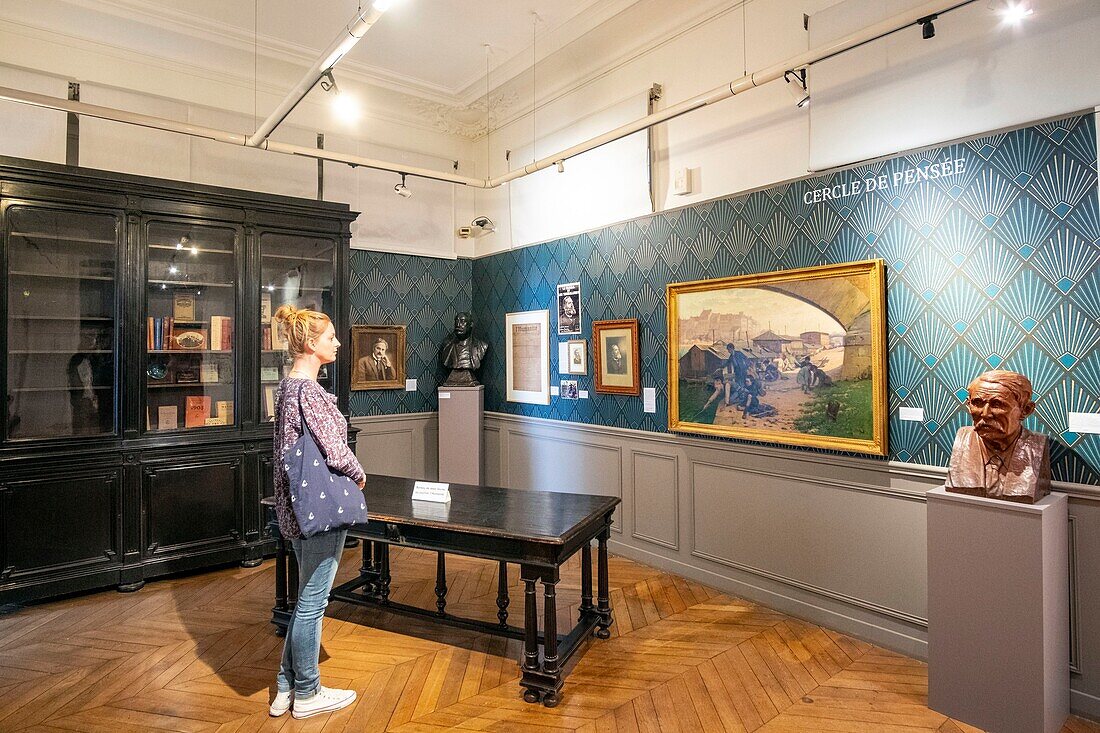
[145,222,237,432]
[259,233,335,421]
[6,207,120,439]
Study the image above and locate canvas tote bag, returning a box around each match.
[281,383,368,537]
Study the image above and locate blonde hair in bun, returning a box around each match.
[273,304,331,357]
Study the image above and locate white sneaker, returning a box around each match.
[269,690,292,717]
[292,685,357,719]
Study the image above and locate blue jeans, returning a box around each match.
[276,528,348,696]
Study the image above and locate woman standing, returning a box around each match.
[269,305,365,719]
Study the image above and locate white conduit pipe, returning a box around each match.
[0,0,975,189]
[246,4,386,147]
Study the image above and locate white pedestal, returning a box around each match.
[927,487,1069,733]
[437,385,483,485]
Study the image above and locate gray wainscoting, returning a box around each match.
[351,410,1100,720]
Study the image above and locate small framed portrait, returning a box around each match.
[566,339,587,375]
[557,282,581,335]
[351,324,406,390]
[593,319,640,396]
[560,379,579,400]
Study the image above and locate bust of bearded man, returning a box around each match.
[439,312,489,387]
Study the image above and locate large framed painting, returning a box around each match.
[667,260,887,455]
[351,324,406,390]
[506,310,550,405]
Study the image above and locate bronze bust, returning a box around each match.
[439,312,489,387]
[946,369,1051,504]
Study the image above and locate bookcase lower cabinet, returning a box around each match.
[0,155,356,604]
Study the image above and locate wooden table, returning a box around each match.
[262,474,619,707]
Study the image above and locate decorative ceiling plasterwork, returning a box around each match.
[405,91,522,140]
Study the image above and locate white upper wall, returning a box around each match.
[0,0,1095,259]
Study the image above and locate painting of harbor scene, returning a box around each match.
[667,260,887,455]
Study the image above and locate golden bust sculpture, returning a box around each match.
[946,369,1051,504]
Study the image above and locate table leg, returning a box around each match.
[496,562,510,628]
[378,543,391,603]
[596,527,612,639]
[579,542,593,622]
[521,568,541,704]
[435,552,447,616]
[542,578,561,708]
[287,549,300,609]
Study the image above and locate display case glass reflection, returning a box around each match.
[258,233,335,421]
[5,207,120,439]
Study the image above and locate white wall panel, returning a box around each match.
[79,85,190,180]
[0,67,68,164]
[809,0,1100,170]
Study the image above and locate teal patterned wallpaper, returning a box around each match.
[471,114,1100,484]
[348,250,471,416]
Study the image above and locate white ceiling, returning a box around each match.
[94,0,628,100]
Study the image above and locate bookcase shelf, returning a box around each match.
[1,154,354,607]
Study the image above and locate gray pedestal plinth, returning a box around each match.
[927,487,1069,733]
[437,385,483,485]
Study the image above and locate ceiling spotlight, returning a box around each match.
[919,14,937,39]
[993,0,1033,23]
[783,69,809,108]
[394,173,412,198]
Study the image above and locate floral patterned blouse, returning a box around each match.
[273,377,366,539]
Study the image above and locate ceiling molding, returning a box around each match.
[404,91,523,140]
[55,0,464,105]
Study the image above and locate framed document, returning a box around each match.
[505,310,550,404]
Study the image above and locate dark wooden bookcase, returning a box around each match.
[0,155,357,602]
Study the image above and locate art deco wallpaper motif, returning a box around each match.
[473,114,1100,483]
[348,250,471,416]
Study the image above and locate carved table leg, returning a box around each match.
[579,542,594,622]
[542,577,561,708]
[595,526,613,639]
[378,543,391,603]
[435,552,447,616]
[497,562,510,628]
[521,568,541,704]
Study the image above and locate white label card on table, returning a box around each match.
[405,379,417,391]
[579,390,589,399]
[899,407,925,422]
[1068,412,1100,434]
[439,392,451,399]
[643,387,656,413]
[412,481,451,503]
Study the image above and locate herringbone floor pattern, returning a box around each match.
[0,548,1096,732]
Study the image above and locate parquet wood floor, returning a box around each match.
[0,547,1096,732]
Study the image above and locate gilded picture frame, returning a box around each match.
[593,319,640,395]
[351,324,406,390]
[667,260,888,455]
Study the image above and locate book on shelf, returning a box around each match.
[157,405,177,430]
[170,324,205,350]
[199,362,219,383]
[216,400,233,424]
[185,396,211,428]
[264,385,276,421]
[210,316,233,351]
[173,292,196,321]
[262,324,272,351]
[260,292,272,324]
